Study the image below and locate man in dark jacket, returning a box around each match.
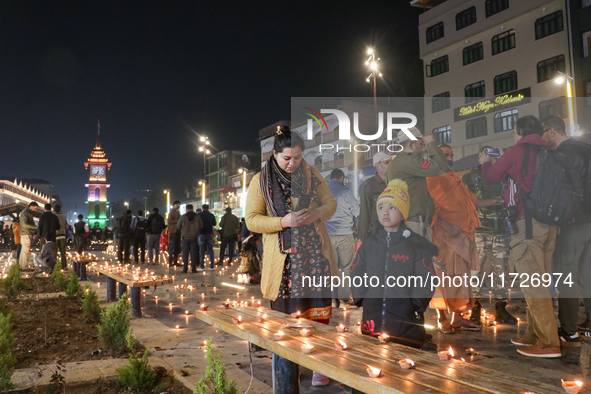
[38,203,60,245]
[131,210,147,263]
[178,204,203,273]
[479,115,560,358]
[74,214,88,254]
[198,204,217,270]
[116,210,132,263]
[219,207,240,266]
[145,208,166,264]
[167,200,182,266]
[541,115,591,345]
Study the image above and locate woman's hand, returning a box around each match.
[280,211,309,228]
[299,208,321,226]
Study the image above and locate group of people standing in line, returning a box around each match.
[242,117,590,388]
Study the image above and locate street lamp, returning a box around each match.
[124,201,129,211]
[198,180,207,205]
[555,71,578,136]
[238,168,248,218]
[198,136,211,181]
[365,48,383,128]
[163,190,170,219]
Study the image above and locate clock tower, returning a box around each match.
[84,123,112,229]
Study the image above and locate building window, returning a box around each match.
[94,205,100,221]
[427,55,449,77]
[463,42,484,65]
[535,10,564,40]
[433,126,451,144]
[485,0,509,17]
[494,108,519,132]
[218,152,228,168]
[539,97,568,119]
[94,187,100,201]
[334,151,344,161]
[583,30,591,58]
[219,171,228,188]
[426,22,444,44]
[432,92,450,113]
[456,7,477,31]
[494,70,518,95]
[491,29,515,55]
[465,81,486,103]
[537,54,565,83]
[466,117,488,139]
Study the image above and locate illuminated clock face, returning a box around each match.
[90,165,106,180]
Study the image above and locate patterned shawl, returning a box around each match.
[260,156,312,253]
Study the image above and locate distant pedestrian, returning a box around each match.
[53,204,68,269]
[198,204,217,270]
[178,204,203,273]
[219,207,240,265]
[325,169,360,308]
[116,210,132,263]
[358,152,392,240]
[74,214,89,254]
[145,208,166,265]
[131,210,147,263]
[11,217,21,261]
[38,203,60,245]
[19,201,39,269]
[167,200,182,266]
[3,225,10,245]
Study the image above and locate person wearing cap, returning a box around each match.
[386,129,448,240]
[218,206,241,265]
[462,146,516,325]
[358,151,392,240]
[426,145,503,333]
[351,179,438,349]
[167,200,182,266]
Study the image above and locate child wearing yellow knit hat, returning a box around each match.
[351,178,439,349]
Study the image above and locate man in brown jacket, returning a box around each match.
[167,200,181,266]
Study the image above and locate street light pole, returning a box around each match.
[555,71,577,135]
[198,136,211,203]
[365,48,383,129]
[238,168,247,218]
[163,190,170,219]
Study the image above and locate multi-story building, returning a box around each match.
[413,0,573,167]
[567,0,591,135]
[206,150,259,217]
[0,177,52,221]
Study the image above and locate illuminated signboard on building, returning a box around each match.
[454,87,531,122]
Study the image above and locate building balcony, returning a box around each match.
[322,131,337,143]
[262,151,272,162]
[313,163,323,171]
[323,158,344,171]
[305,134,321,149]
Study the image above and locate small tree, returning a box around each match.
[0,263,27,300]
[194,338,241,394]
[116,332,157,391]
[66,269,82,299]
[51,261,68,291]
[98,293,131,356]
[82,286,102,321]
[0,313,16,391]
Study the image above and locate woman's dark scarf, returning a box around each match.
[260,155,312,253]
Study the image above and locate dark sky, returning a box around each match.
[0,1,423,216]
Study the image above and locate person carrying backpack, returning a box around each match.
[479,115,561,358]
[131,210,148,264]
[145,207,166,265]
[116,210,132,263]
[540,116,590,345]
[177,204,203,273]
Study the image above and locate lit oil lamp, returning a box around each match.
[301,343,314,354]
[200,304,208,311]
[256,314,266,323]
[335,340,348,351]
[185,310,190,315]
[232,316,242,324]
[399,359,415,369]
[378,333,389,343]
[175,325,180,329]
[336,324,346,333]
[274,330,285,341]
[438,346,454,361]
[366,366,381,378]
[561,380,583,394]
[301,328,311,337]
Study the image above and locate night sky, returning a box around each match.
[0,1,423,217]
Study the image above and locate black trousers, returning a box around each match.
[118,235,131,262]
[219,235,237,265]
[182,238,200,272]
[133,237,146,263]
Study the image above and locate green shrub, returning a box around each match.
[82,285,101,321]
[0,313,16,391]
[51,261,68,291]
[194,338,241,394]
[98,293,131,355]
[1,263,27,299]
[116,333,157,391]
[66,269,82,299]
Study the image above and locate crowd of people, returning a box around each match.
[242,117,590,387]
